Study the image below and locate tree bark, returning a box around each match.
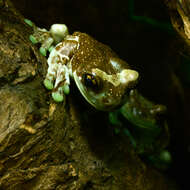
[0,0,178,189]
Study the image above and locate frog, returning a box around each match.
[109,89,169,151]
[109,89,171,169]
[24,19,139,111]
[25,19,171,168]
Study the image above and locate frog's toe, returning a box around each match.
[44,79,54,90]
[158,150,172,164]
[52,91,65,102]
[24,19,34,27]
[48,45,55,53]
[62,84,70,95]
[39,47,47,56]
[29,35,38,44]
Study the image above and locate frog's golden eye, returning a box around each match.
[83,73,98,88]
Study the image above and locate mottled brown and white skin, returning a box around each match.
[31,24,139,111]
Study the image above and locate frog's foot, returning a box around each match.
[51,83,70,102]
[30,27,54,56]
[44,75,65,102]
[52,87,65,102]
[25,19,69,56]
[51,84,70,103]
[44,61,70,102]
[147,149,172,170]
[44,76,54,90]
[34,24,69,56]
[24,19,34,27]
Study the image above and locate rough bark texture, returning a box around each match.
[164,1,190,189]
[0,0,179,189]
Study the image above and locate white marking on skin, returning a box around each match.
[67,61,73,77]
[64,65,70,84]
[47,63,58,76]
[42,37,54,49]
[59,53,69,60]
[47,46,71,85]
[54,65,70,88]
[48,48,58,65]
[65,35,80,49]
[54,65,65,88]
[66,35,79,42]
[110,59,121,70]
[37,28,48,32]
[53,43,71,61]
[46,49,60,80]
[48,43,71,65]
[92,68,139,87]
[119,69,138,84]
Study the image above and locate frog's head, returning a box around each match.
[73,57,139,111]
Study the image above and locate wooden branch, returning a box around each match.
[164,0,190,53]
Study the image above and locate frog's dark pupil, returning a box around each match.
[83,73,97,88]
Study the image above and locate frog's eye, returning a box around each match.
[83,73,98,88]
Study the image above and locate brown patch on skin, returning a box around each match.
[61,57,68,64]
[53,80,66,91]
[51,54,61,65]
[71,32,129,75]
[55,43,63,51]
[60,48,70,57]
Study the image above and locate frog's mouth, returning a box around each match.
[73,71,112,111]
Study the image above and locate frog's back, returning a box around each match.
[73,32,117,56]
[71,31,118,74]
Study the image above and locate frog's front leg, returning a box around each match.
[44,39,78,102]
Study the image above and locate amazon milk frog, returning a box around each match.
[25,20,139,110]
